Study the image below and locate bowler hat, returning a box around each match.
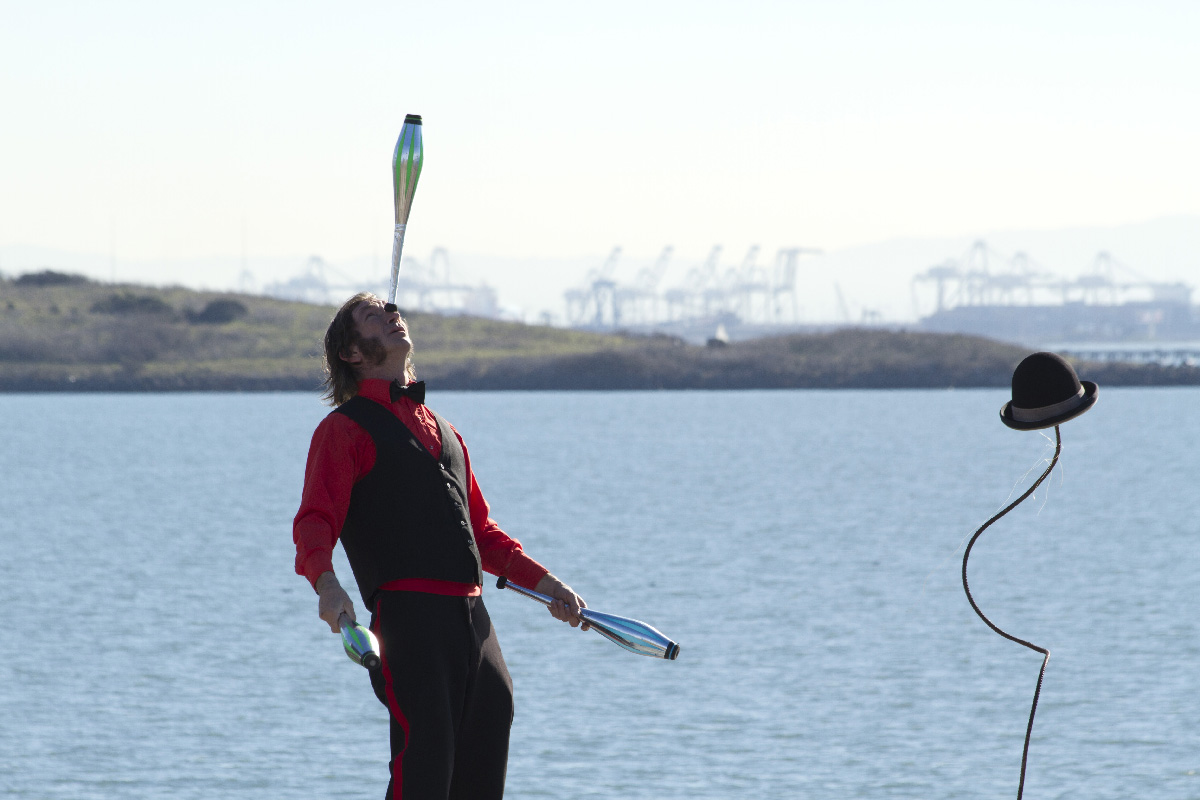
[999,352,1098,430]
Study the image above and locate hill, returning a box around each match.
[0,272,633,391]
[0,271,1195,392]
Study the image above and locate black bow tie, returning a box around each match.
[390,380,426,405]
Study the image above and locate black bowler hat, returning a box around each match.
[999,352,1098,430]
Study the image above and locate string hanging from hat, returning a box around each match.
[961,424,1061,800]
[916,432,1059,606]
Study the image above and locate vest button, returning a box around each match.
[460,520,468,528]
[439,464,446,471]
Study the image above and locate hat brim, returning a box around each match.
[999,381,1098,431]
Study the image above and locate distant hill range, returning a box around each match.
[1,271,1196,392]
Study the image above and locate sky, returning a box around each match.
[2,1,1199,320]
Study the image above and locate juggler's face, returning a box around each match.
[345,297,413,367]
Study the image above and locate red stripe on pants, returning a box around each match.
[373,603,410,799]
[368,591,513,800]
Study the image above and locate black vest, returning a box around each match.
[334,396,483,606]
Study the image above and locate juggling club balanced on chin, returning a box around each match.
[385,114,423,313]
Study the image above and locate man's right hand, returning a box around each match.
[315,571,356,633]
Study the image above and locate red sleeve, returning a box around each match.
[454,427,550,589]
[292,413,376,589]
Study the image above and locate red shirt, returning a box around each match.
[293,379,549,596]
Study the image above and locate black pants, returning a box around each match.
[369,592,514,800]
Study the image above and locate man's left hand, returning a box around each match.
[535,574,590,631]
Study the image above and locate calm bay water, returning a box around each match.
[1,388,1198,799]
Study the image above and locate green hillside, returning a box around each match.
[1,271,1195,391]
[0,271,636,391]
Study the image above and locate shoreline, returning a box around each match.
[2,360,1197,393]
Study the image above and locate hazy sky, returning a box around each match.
[3,1,1199,307]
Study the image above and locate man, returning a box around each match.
[293,292,587,799]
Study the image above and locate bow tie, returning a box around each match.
[390,380,426,405]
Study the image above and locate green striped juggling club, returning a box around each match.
[386,114,424,312]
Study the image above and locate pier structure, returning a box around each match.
[1055,342,1200,366]
[264,249,498,317]
[564,247,624,327]
[565,245,821,332]
[262,256,357,306]
[913,241,1192,315]
[913,240,1198,346]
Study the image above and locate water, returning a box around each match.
[2,388,1199,799]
